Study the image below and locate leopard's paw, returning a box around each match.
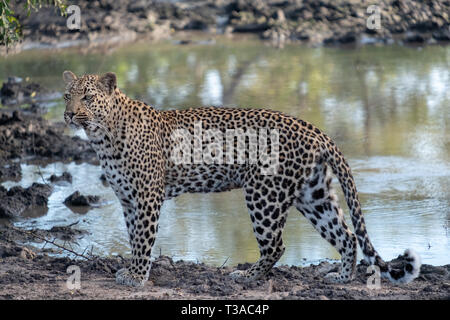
[229,270,249,282]
[115,268,146,287]
[324,272,350,284]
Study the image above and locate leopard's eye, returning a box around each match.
[64,93,71,101]
[82,94,93,102]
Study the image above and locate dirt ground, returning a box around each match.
[0,224,448,300]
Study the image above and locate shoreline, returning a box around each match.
[2,0,449,55]
[0,224,449,300]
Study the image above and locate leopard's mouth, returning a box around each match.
[64,111,87,129]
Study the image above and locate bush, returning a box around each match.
[0,0,66,46]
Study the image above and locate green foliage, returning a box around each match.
[0,0,66,46]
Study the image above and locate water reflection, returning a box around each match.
[0,38,449,265]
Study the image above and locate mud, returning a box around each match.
[0,224,448,300]
[0,77,54,106]
[0,183,53,218]
[0,162,21,183]
[0,98,97,219]
[6,0,449,53]
[48,172,73,184]
[0,108,97,164]
[64,191,100,207]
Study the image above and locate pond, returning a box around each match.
[1,36,449,266]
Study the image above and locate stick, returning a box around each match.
[10,226,94,261]
[219,256,229,269]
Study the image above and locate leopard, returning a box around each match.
[62,70,421,287]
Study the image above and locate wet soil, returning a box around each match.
[0,224,448,300]
[0,82,98,217]
[63,191,102,214]
[48,172,73,184]
[0,107,97,165]
[0,183,52,218]
[64,191,100,207]
[6,0,450,53]
[0,77,54,107]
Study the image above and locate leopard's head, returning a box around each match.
[62,71,117,130]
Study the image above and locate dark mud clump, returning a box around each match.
[48,172,73,184]
[0,108,97,164]
[0,223,86,245]
[10,0,450,50]
[0,77,54,106]
[64,191,100,207]
[0,162,21,182]
[64,191,101,214]
[0,183,53,218]
[47,225,86,242]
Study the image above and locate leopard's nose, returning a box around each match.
[65,112,75,120]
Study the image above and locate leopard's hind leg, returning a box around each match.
[294,163,357,283]
[230,174,294,282]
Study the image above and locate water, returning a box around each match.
[1,37,449,266]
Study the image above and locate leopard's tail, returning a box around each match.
[320,137,421,284]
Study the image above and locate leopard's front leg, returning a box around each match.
[115,173,165,287]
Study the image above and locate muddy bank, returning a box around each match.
[7,0,450,52]
[0,108,97,165]
[0,225,448,300]
[0,163,21,182]
[0,77,55,107]
[0,89,97,216]
[0,183,52,218]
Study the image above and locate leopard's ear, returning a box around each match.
[99,72,117,95]
[63,70,77,84]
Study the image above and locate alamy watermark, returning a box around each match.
[66,5,81,30]
[66,265,81,290]
[366,5,381,30]
[366,265,381,289]
[170,121,280,175]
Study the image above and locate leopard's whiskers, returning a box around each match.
[85,120,115,142]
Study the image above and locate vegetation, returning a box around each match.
[0,0,66,46]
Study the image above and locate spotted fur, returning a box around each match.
[62,71,421,287]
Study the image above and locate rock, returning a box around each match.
[19,247,36,260]
[64,191,100,207]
